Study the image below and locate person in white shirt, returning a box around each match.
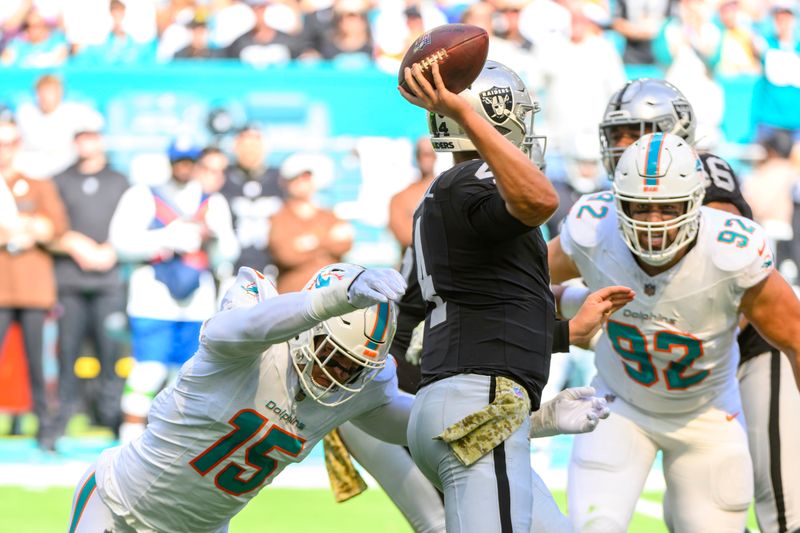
[108,140,240,443]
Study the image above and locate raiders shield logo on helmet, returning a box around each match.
[480,86,513,124]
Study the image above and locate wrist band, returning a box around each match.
[308,284,357,322]
[558,285,590,319]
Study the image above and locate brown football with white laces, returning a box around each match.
[398,24,489,95]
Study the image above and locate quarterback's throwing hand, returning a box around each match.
[348,268,407,308]
[530,386,610,438]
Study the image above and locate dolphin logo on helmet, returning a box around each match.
[288,264,396,407]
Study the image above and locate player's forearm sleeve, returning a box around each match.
[203,287,356,355]
[552,319,570,354]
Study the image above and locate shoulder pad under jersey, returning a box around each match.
[702,207,774,286]
[562,191,617,251]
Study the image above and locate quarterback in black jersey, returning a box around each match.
[397,59,634,533]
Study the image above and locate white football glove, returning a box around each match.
[405,320,425,365]
[347,268,406,308]
[529,386,610,439]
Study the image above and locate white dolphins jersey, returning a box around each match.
[94,300,402,533]
[560,193,774,414]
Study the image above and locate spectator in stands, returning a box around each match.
[656,0,725,149]
[15,75,99,179]
[714,0,762,76]
[495,0,534,52]
[611,0,674,65]
[268,153,353,292]
[195,146,229,194]
[316,0,373,62]
[174,15,222,59]
[743,129,799,255]
[155,0,197,36]
[50,113,130,442]
[461,0,541,89]
[753,0,800,165]
[300,0,338,58]
[0,0,32,47]
[155,1,200,60]
[0,118,68,451]
[0,5,67,68]
[108,139,239,443]
[221,125,283,273]
[208,0,257,49]
[73,0,153,65]
[517,0,572,51]
[655,0,722,71]
[539,1,626,153]
[225,0,305,66]
[372,1,447,73]
[388,136,437,250]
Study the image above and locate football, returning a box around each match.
[398,24,489,95]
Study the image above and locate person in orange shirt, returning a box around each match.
[388,136,437,250]
[0,118,68,451]
[268,154,353,293]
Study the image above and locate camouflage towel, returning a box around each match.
[323,428,367,502]
[435,377,530,467]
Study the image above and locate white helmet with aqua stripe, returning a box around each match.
[289,263,396,407]
[613,132,705,266]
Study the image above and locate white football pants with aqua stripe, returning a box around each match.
[67,465,229,533]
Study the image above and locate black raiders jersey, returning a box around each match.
[411,158,555,408]
[700,152,753,219]
[701,152,771,363]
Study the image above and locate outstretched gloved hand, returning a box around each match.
[347,268,406,308]
[529,386,610,438]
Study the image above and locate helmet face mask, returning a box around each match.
[428,60,546,169]
[289,264,396,407]
[613,132,705,267]
[600,79,695,175]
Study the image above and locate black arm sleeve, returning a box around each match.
[552,319,570,354]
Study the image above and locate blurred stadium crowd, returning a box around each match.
[0,0,798,454]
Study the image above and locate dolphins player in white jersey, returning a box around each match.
[596,77,800,533]
[66,261,618,533]
[66,263,409,533]
[548,132,800,532]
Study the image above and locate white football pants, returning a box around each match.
[568,375,752,533]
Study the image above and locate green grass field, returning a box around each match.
[2,486,759,532]
[0,416,760,532]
